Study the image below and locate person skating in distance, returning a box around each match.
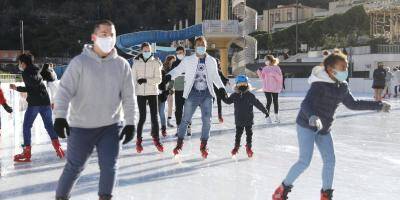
[163,36,227,159]
[54,20,136,200]
[272,50,391,200]
[221,75,269,158]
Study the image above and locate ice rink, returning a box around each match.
[0,87,399,200]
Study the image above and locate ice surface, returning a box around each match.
[0,88,399,200]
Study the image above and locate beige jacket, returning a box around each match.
[132,54,162,96]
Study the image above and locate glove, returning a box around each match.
[309,115,323,131]
[2,103,13,113]
[137,78,147,85]
[119,125,135,145]
[54,118,70,138]
[165,74,172,82]
[381,102,391,112]
[169,89,174,95]
[258,67,263,71]
[217,88,227,99]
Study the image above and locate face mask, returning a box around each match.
[238,86,248,92]
[333,69,348,82]
[177,54,184,60]
[143,52,152,59]
[265,61,270,66]
[95,36,115,54]
[18,65,24,71]
[196,46,206,55]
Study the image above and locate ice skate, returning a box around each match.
[14,145,32,162]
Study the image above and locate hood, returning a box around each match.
[82,44,118,63]
[234,84,252,94]
[134,53,155,62]
[308,66,336,84]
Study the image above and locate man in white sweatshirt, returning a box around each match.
[164,36,226,159]
[54,20,136,200]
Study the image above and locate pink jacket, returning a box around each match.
[257,65,283,93]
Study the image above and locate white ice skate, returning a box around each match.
[274,114,280,123]
[265,116,272,124]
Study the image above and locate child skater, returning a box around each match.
[222,75,269,158]
[272,50,391,200]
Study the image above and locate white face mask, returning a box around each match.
[177,54,184,60]
[265,61,270,66]
[18,65,24,71]
[95,36,115,54]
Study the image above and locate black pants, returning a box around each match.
[235,126,253,148]
[137,95,159,139]
[216,96,223,118]
[395,85,400,95]
[174,91,185,126]
[264,92,279,114]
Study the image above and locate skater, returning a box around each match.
[40,63,58,109]
[383,67,393,98]
[159,55,175,137]
[54,20,136,200]
[372,63,386,101]
[171,46,192,136]
[221,75,269,158]
[257,55,283,123]
[164,36,227,159]
[393,67,400,97]
[214,58,229,123]
[9,53,64,162]
[272,50,391,200]
[132,42,164,153]
[0,86,13,136]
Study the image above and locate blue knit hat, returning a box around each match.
[235,75,248,84]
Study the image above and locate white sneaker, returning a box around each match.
[265,117,272,124]
[274,114,280,123]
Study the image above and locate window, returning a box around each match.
[287,12,293,21]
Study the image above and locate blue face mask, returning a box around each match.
[333,69,348,82]
[143,52,152,59]
[196,46,206,55]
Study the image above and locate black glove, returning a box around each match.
[137,78,147,85]
[217,88,227,99]
[165,74,172,82]
[2,103,13,113]
[119,125,135,145]
[54,118,70,138]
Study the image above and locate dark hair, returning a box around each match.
[176,46,185,52]
[93,20,114,33]
[41,63,56,82]
[141,42,151,50]
[323,50,348,70]
[194,36,207,46]
[17,53,34,66]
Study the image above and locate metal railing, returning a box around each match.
[202,20,240,35]
[0,74,22,83]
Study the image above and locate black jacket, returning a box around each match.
[223,88,268,127]
[296,81,383,135]
[171,59,182,70]
[158,69,169,102]
[17,64,51,106]
[372,68,386,89]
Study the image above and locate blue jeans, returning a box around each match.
[23,106,58,146]
[56,123,122,198]
[283,125,336,190]
[177,89,212,140]
[159,101,166,127]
